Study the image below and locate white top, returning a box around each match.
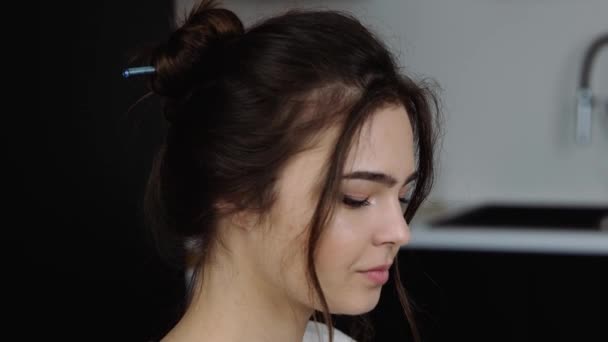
[303,321,356,342]
[149,320,356,342]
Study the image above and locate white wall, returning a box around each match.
[176,0,608,206]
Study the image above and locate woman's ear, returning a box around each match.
[231,210,259,232]
[214,199,258,231]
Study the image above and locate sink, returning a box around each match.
[429,203,608,231]
[406,202,608,255]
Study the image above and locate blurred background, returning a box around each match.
[190,0,607,205]
[31,1,606,341]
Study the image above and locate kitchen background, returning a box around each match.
[176,0,608,206]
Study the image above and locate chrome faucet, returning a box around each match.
[576,32,608,145]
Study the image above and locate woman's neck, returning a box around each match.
[161,254,314,342]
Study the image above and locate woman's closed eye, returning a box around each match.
[342,195,370,208]
[342,195,411,209]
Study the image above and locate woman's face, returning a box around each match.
[254,103,416,315]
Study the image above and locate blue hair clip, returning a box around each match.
[122,66,156,78]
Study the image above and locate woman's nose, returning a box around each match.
[373,201,411,246]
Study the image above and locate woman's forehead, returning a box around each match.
[344,105,414,171]
[279,104,414,186]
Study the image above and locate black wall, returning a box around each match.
[373,250,608,342]
[33,2,184,341]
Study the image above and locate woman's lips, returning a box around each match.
[358,264,391,285]
[359,269,389,285]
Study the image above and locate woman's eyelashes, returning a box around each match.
[342,194,412,210]
[342,195,370,208]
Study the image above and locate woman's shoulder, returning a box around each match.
[303,320,357,342]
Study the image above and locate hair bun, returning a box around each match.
[150,0,244,97]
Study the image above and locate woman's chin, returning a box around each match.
[331,290,383,315]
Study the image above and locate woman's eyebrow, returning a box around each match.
[342,170,418,188]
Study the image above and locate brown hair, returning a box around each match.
[135,1,442,341]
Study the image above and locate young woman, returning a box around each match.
[126,1,441,341]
